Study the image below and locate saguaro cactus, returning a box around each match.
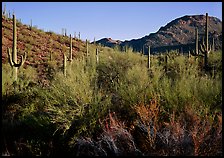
[69,34,73,62]
[148,46,151,69]
[96,48,99,64]
[190,28,199,61]
[195,27,199,56]
[199,13,211,69]
[65,29,67,36]
[8,14,27,81]
[165,54,168,72]
[63,53,67,77]
[30,19,32,30]
[3,4,6,16]
[86,39,89,57]
[142,45,144,55]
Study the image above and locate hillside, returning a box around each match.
[2,15,112,85]
[95,14,222,54]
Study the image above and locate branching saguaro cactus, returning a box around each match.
[8,14,27,82]
[199,13,211,69]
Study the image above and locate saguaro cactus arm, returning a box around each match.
[8,48,27,67]
[200,40,211,55]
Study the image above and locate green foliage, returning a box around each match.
[2,38,222,156]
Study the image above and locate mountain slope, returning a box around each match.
[2,15,109,84]
[95,14,222,54]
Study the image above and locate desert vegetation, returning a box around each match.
[2,11,222,156]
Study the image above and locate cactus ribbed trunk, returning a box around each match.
[165,55,168,72]
[63,53,67,77]
[13,14,18,81]
[69,34,72,61]
[30,19,32,30]
[195,28,198,55]
[204,13,208,68]
[96,48,99,64]
[148,46,150,70]
[3,4,6,16]
[86,39,89,57]
[8,14,27,82]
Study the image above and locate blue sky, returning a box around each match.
[2,2,222,42]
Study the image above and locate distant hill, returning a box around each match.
[95,14,222,54]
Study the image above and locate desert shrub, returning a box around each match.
[2,34,222,156]
[68,112,142,156]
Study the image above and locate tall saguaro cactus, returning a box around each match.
[63,53,67,77]
[30,19,32,30]
[94,37,96,45]
[8,14,27,82]
[96,48,99,64]
[3,4,6,16]
[195,27,199,56]
[69,34,73,62]
[148,46,151,70]
[65,29,67,36]
[142,45,144,55]
[86,39,89,57]
[200,13,211,69]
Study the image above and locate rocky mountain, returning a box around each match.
[95,38,122,47]
[95,14,222,54]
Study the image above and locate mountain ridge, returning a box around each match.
[94,14,222,54]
